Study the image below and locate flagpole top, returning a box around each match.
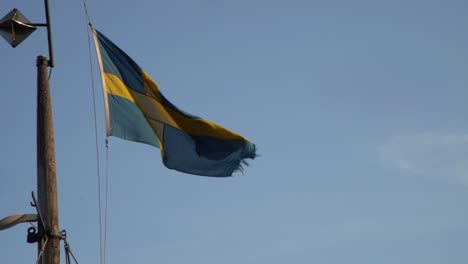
[37,55,49,66]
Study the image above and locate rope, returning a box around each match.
[64,236,79,264]
[86,24,105,264]
[36,236,48,264]
[84,21,104,264]
[82,0,92,23]
[82,1,107,264]
[103,139,110,264]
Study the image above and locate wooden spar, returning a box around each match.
[36,55,60,264]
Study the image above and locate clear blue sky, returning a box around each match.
[1,0,468,263]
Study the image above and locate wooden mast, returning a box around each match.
[36,0,59,262]
[36,55,60,264]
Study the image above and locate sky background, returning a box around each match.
[1,0,468,263]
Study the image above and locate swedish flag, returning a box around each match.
[93,29,256,177]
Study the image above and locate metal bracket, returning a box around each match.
[27,192,47,244]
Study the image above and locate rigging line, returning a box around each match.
[82,2,110,264]
[103,139,110,264]
[64,238,80,264]
[36,236,48,264]
[65,243,71,264]
[68,247,80,264]
[82,1,104,264]
[82,0,92,23]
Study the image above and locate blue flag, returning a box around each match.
[93,28,256,177]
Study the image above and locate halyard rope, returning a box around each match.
[82,1,110,264]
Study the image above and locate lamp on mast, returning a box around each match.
[0,2,54,66]
[0,8,37,48]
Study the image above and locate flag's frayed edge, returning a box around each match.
[233,145,258,176]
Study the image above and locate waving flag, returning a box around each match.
[92,28,256,177]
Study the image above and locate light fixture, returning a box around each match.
[0,8,37,48]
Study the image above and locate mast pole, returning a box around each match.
[36,55,60,264]
[37,0,59,262]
